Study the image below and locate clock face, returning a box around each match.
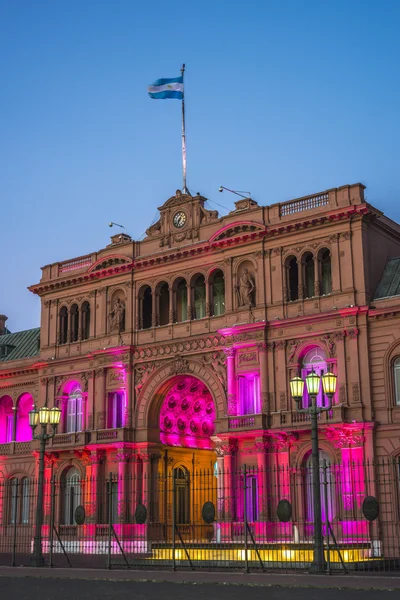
[173,211,187,228]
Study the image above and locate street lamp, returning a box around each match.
[289,369,337,572]
[29,404,61,566]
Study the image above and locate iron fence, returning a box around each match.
[0,457,399,572]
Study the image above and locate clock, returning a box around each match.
[173,211,187,228]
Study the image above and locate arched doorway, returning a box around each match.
[150,375,217,539]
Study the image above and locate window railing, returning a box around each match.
[280,193,329,217]
[58,256,93,275]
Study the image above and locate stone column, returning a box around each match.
[86,371,95,430]
[333,332,347,407]
[97,287,107,337]
[43,454,58,522]
[124,364,133,428]
[115,450,130,524]
[140,451,152,508]
[87,451,103,523]
[223,257,233,313]
[152,290,158,327]
[255,437,269,520]
[224,348,237,416]
[275,341,287,412]
[95,368,107,430]
[169,286,174,324]
[298,258,305,300]
[258,343,268,413]
[187,285,193,320]
[206,279,211,317]
[346,329,362,407]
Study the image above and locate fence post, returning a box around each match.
[107,472,112,570]
[322,459,330,573]
[243,464,249,573]
[11,480,19,567]
[172,470,176,571]
[49,475,56,568]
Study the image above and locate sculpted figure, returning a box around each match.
[109,297,125,332]
[238,268,255,306]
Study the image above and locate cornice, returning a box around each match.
[28,205,370,296]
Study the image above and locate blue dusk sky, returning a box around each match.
[1,0,400,331]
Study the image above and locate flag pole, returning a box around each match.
[181,63,188,193]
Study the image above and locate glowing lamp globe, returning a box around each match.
[306,371,321,396]
[322,371,337,396]
[29,408,39,428]
[49,406,62,426]
[290,376,305,402]
[39,406,50,425]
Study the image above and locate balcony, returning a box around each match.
[271,405,345,428]
[93,428,133,444]
[51,431,91,448]
[217,414,267,433]
[0,441,32,456]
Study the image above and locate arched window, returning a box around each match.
[286,257,299,301]
[61,468,81,525]
[158,282,169,326]
[65,388,83,433]
[59,306,68,344]
[175,279,188,322]
[0,395,14,443]
[394,357,400,406]
[320,249,332,295]
[70,304,79,342]
[173,467,190,525]
[301,348,328,409]
[81,301,90,340]
[304,451,335,524]
[140,286,152,329]
[193,275,206,319]
[303,253,315,298]
[211,270,225,316]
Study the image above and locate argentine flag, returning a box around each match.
[148,76,183,100]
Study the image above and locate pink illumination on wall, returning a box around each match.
[0,395,13,443]
[159,376,215,449]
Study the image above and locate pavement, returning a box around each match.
[0,565,400,592]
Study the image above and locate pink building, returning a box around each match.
[1,183,400,567]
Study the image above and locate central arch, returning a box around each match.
[159,375,216,449]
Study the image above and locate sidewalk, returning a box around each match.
[0,566,400,590]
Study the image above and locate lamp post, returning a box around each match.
[289,370,337,572]
[29,404,61,566]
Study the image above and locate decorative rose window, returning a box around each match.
[159,376,215,449]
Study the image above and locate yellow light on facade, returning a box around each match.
[38,406,50,425]
[289,376,305,402]
[29,408,39,428]
[322,371,337,396]
[306,371,321,396]
[49,406,62,426]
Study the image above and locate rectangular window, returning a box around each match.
[238,375,260,415]
[108,392,124,428]
[66,395,83,433]
[395,363,400,406]
[6,415,13,443]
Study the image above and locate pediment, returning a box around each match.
[209,221,266,242]
[88,254,132,273]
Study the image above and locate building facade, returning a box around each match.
[1,183,400,562]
